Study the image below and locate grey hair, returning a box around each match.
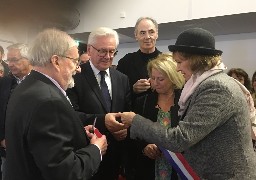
[29,28,77,67]
[87,27,119,47]
[134,17,158,35]
[7,43,29,59]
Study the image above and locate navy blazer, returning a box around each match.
[66,62,131,180]
[67,61,131,133]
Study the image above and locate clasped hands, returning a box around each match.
[104,112,136,141]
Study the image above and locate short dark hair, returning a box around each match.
[0,46,4,54]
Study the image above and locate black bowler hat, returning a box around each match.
[168,28,222,56]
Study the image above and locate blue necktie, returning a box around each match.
[99,71,111,112]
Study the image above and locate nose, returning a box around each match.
[103,51,112,59]
[144,32,151,39]
[176,65,180,72]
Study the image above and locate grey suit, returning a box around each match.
[130,72,256,179]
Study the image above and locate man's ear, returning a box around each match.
[50,55,61,71]
[134,32,138,41]
[87,46,92,56]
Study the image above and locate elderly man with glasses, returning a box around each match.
[0,43,32,179]
[67,27,131,180]
[4,29,108,180]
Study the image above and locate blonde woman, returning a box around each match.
[127,53,184,180]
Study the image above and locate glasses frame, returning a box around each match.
[90,45,118,58]
[6,57,23,63]
[59,55,80,67]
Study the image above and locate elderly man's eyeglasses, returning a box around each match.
[60,55,80,67]
[90,45,118,58]
[6,57,23,63]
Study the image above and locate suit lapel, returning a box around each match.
[82,63,109,112]
[109,68,117,112]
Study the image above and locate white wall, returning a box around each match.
[69,0,256,78]
[70,0,256,33]
[113,32,256,78]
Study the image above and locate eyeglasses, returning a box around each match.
[90,45,118,58]
[6,57,23,63]
[59,55,80,67]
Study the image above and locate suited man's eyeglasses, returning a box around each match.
[90,45,118,58]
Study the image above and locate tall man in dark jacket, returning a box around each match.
[117,17,161,105]
[67,27,131,180]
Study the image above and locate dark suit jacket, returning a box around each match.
[116,49,161,105]
[5,70,101,180]
[66,62,131,180]
[0,75,17,157]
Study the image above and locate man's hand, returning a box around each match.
[133,79,151,94]
[105,113,125,133]
[112,129,127,141]
[90,134,108,155]
[143,144,161,159]
[120,112,136,128]
[1,139,6,148]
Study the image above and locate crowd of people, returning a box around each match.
[0,17,255,180]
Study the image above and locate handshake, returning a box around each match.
[84,112,136,156]
[104,112,136,142]
[104,112,136,133]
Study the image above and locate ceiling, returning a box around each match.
[0,0,81,31]
[0,1,255,45]
[70,12,256,44]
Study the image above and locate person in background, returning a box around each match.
[4,28,107,180]
[251,71,256,150]
[67,27,131,180]
[0,64,4,78]
[0,45,9,76]
[227,68,256,142]
[117,17,161,106]
[119,28,256,179]
[80,52,90,64]
[227,68,252,92]
[129,53,184,180]
[252,71,256,107]
[76,52,90,73]
[0,43,32,180]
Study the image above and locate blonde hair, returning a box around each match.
[147,53,185,89]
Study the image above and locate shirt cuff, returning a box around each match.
[93,144,102,161]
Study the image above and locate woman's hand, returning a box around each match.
[120,112,136,128]
[143,144,161,159]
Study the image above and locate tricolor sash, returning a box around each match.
[159,147,200,180]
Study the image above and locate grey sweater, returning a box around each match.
[130,72,256,179]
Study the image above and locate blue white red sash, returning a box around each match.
[159,147,200,180]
